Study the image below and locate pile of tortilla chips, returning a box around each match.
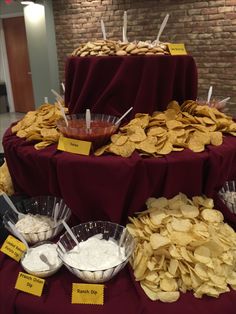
[127,193,236,302]
[95,100,236,157]
[11,102,68,150]
[0,160,14,195]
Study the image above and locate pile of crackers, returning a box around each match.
[71,40,169,57]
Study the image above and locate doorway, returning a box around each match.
[2,16,34,112]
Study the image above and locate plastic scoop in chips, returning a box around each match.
[156,13,169,43]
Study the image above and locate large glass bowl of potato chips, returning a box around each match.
[3,196,71,244]
[57,113,120,149]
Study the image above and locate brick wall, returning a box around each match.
[52,0,236,109]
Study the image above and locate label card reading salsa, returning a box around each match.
[71,283,104,305]
[168,43,187,55]
[0,235,27,262]
[57,136,91,155]
[15,272,45,297]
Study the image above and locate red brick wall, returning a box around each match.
[52,0,236,109]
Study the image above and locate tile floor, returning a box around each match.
[0,112,24,153]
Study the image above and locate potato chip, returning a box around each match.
[201,208,223,223]
[194,263,209,281]
[194,283,221,298]
[168,259,179,276]
[156,291,180,303]
[171,217,192,232]
[134,255,149,280]
[150,209,167,226]
[170,231,194,246]
[180,204,199,218]
[194,246,211,264]
[150,234,170,250]
[160,277,178,292]
[140,281,159,301]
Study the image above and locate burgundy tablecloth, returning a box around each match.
[3,128,236,227]
[1,251,236,314]
[2,128,236,313]
[65,55,198,117]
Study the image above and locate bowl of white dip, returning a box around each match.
[57,221,135,283]
[20,241,63,278]
[3,196,71,244]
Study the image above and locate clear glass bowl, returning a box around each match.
[57,221,135,283]
[218,181,236,214]
[20,241,63,278]
[57,113,120,149]
[3,196,71,244]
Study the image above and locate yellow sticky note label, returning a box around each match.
[168,43,187,55]
[72,283,104,305]
[0,235,27,262]
[15,272,45,297]
[57,135,91,155]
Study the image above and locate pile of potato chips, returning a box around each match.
[71,40,169,57]
[11,102,68,150]
[0,160,14,196]
[127,193,236,302]
[95,100,236,157]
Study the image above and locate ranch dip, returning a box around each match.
[64,237,126,270]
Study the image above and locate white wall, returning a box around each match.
[24,1,60,106]
[0,2,23,111]
[0,0,60,111]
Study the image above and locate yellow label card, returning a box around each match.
[0,235,27,262]
[72,283,104,305]
[57,136,91,155]
[168,43,187,55]
[15,272,45,297]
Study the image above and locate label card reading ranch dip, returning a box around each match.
[57,136,91,155]
[72,283,104,305]
[0,235,27,262]
[15,272,45,297]
[168,43,187,55]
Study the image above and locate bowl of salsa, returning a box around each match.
[57,113,120,149]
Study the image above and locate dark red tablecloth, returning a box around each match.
[2,128,236,313]
[3,128,236,227]
[1,251,236,314]
[65,55,198,117]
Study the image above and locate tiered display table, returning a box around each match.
[1,55,236,314]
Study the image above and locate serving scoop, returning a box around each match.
[40,253,54,269]
[2,193,25,220]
